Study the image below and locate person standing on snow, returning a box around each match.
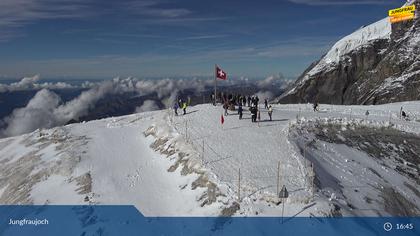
[250,105,257,122]
[223,101,229,116]
[264,99,268,109]
[238,104,243,120]
[268,105,273,121]
[173,102,179,116]
[252,96,258,107]
[182,102,187,115]
[178,98,183,109]
[313,102,319,112]
[400,106,408,120]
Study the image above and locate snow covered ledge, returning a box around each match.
[143,114,241,216]
[289,117,420,216]
[143,108,332,217]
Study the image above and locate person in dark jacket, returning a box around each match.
[402,110,409,120]
[238,104,243,120]
[250,105,257,122]
[173,102,179,116]
[264,99,268,109]
[313,102,319,112]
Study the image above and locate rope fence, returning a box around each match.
[168,109,314,203]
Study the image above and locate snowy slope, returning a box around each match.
[0,112,224,216]
[1,102,420,217]
[309,18,391,75]
[308,0,417,75]
[285,17,391,96]
[280,1,420,105]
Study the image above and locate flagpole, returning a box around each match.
[214,64,217,106]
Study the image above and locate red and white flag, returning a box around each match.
[216,66,227,80]
[221,114,224,125]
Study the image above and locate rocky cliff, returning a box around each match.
[279,0,420,105]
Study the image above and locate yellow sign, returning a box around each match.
[388,5,416,17]
[390,14,415,23]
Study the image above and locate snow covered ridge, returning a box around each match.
[309,18,391,76]
[289,118,420,216]
[306,0,419,78]
[0,127,92,205]
[280,0,419,99]
[0,105,328,217]
[142,117,237,215]
[2,102,420,218]
[293,115,420,135]
[286,17,392,92]
[0,112,229,216]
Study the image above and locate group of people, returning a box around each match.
[213,92,263,108]
[174,95,414,126]
[247,103,273,122]
[221,94,273,123]
[175,92,274,122]
[173,97,190,116]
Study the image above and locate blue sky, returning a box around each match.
[0,0,403,79]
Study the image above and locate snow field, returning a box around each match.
[1,100,419,217]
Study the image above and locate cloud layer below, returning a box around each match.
[0,75,290,137]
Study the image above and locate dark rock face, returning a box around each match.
[279,1,420,105]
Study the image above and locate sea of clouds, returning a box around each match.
[0,75,290,137]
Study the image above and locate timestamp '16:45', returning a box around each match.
[396,223,414,230]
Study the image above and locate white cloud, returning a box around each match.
[0,0,93,41]
[123,0,191,18]
[0,75,75,92]
[1,89,62,137]
[135,100,159,113]
[177,34,229,41]
[0,75,290,137]
[253,91,275,101]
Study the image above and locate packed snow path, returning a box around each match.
[170,105,311,202]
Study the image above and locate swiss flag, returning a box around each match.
[221,114,224,125]
[216,66,227,80]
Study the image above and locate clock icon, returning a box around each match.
[384,222,393,232]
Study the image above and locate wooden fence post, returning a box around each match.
[202,139,205,165]
[238,168,241,202]
[185,120,188,142]
[277,161,280,195]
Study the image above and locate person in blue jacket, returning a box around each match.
[173,102,179,116]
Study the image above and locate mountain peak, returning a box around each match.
[279,1,420,105]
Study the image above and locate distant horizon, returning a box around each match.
[0,74,298,82]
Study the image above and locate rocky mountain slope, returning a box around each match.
[279,0,420,105]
